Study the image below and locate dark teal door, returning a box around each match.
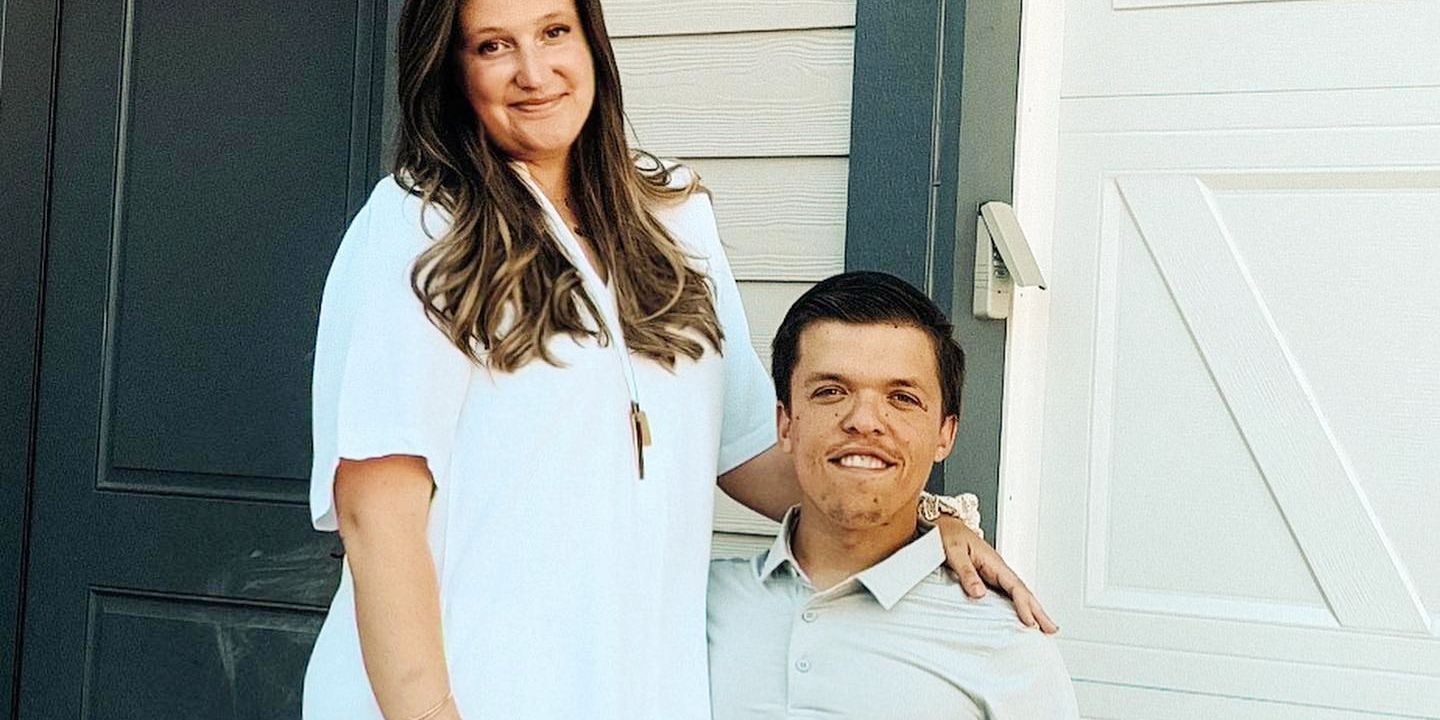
[14,0,388,716]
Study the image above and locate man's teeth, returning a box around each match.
[838,454,887,469]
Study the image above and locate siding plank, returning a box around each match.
[737,281,811,369]
[711,531,775,559]
[714,488,783,537]
[689,157,848,282]
[617,30,854,157]
[605,0,856,38]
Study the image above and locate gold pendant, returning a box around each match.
[631,402,652,479]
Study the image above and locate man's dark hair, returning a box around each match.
[771,271,966,418]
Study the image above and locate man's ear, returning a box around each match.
[776,401,793,453]
[933,414,959,462]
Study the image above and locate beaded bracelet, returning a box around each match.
[917,492,983,538]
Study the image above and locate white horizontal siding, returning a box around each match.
[711,531,776,560]
[616,30,854,157]
[606,0,856,37]
[688,157,847,282]
[736,281,811,368]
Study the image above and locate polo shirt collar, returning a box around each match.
[854,525,944,610]
[757,507,804,582]
[756,506,946,611]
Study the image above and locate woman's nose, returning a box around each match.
[514,46,549,89]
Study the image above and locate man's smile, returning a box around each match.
[828,446,897,472]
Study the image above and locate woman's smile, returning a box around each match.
[510,93,568,114]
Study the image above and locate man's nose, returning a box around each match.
[841,394,886,435]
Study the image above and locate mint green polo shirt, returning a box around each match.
[706,509,1079,719]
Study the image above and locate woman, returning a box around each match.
[303,0,1051,718]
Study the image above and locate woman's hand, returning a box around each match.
[933,515,1058,634]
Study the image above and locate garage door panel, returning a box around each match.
[1071,648,1440,720]
[1215,180,1440,624]
[1096,205,1329,611]
[1062,639,1440,717]
[1116,173,1427,633]
[1061,86,1440,134]
[1074,681,1422,720]
[1040,113,1440,713]
[1062,1,1440,97]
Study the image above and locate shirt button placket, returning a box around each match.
[789,600,820,714]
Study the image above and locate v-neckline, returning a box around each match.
[510,162,613,292]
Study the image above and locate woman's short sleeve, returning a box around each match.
[689,191,780,475]
[309,180,473,531]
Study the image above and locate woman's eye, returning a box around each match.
[477,40,503,55]
[544,24,571,40]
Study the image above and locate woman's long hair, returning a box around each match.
[392,0,723,372]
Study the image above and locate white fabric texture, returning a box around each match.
[303,169,777,720]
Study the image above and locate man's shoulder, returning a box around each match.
[708,554,762,588]
[904,575,1057,648]
[902,577,1075,709]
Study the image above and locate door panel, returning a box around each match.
[1040,94,1440,715]
[1036,64,1440,711]
[1062,0,1440,97]
[1113,173,1427,633]
[20,0,385,716]
[1038,2,1440,715]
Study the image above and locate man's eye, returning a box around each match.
[812,387,843,399]
[891,393,921,406]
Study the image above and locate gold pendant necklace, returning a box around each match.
[631,401,652,479]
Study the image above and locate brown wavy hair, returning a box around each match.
[392,0,722,372]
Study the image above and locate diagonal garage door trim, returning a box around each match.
[1115,174,1430,634]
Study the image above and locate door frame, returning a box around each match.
[990,0,1063,583]
[0,1,59,717]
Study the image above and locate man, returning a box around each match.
[707,271,1079,719]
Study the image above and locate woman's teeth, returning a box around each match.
[837,454,887,470]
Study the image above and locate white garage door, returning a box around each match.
[1033,1,1440,717]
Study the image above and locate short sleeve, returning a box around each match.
[309,180,474,531]
[688,191,779,475]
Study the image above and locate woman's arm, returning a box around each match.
[716,444,799,522]
[334,456,461,720]
[718,445,1057,633]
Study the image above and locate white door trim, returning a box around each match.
[993,0,1063,585]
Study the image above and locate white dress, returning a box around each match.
[302,167,777,720]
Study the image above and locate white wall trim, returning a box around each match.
[993,0,1064,587]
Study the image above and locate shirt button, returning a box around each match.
[795,659,811,672]
[801,610,818,623]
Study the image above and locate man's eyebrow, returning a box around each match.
[801,372,849,385]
